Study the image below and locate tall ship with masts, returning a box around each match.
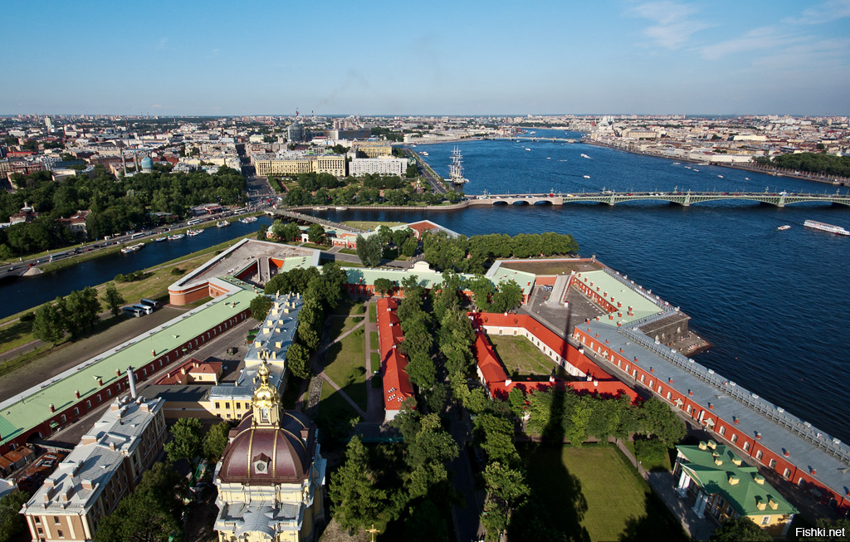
[448,147,469,186]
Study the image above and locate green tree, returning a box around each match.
[257,224,268,240]
[638,397,687,447]
[250,294,273,321]
[329,436,391,533]
[490,280,523,313]
[307,223,325,244]
[468,274,495,310]
[93,462,186,542]
[32,302,65,346]
[356,234,382,267]
[438,309,476,375]
[164,417,204,463]
[203,420,235,462]
[103,283,125,317]
[286,342,312,379]
[0,490,30,542]
[373,277,394,296]
[406,351,436,390]
[708,517,772,542]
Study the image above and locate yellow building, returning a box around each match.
[352,142,392,157]
[214,362,327,542]
[674,442,797,536]
[253,153,346,177]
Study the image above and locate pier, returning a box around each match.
[467,190,850,208]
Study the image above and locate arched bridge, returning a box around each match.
[466,191,850,208]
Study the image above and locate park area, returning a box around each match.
[489,335,569,380]
[522,444,687,542]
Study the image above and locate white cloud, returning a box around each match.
[786,0,850,24]
[629,1,712,49]
[700,26,802,60]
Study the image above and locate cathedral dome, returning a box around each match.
[218,410,315,484]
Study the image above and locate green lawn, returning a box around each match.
[316,379,360,434]
[369,331,378,351]
[522,444,688,542]
[490,335,568,379]
[331,298,365,317]
[0,320,35,356]
[323,328,367,411]
[368,303,376,322]
[339,248,358,255]
[342,220,405,231]
[328,317,363,342]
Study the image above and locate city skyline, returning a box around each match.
[1,0,849,116]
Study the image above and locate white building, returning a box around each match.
[348,156,408,177]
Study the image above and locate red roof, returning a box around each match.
[469,312,636,403]
[154,357,222,385]
[376,298,414,411]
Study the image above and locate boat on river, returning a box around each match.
[804,220,849,236]
[154,236,166,243]
[169,234,185,241]
[120,243,144,254]
[777,225,791,231]
[187,229,202,237]
[216,220,230,228]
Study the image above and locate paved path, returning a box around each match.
[447,403,484,542]
[310,317,368,420]
[362,301,384,423]
[615,439,716,541]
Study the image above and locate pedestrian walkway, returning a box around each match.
[362,301,384,423]
[615,439,716,541]
[308,316,368,420]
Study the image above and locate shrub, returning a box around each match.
[19,311,35,322]
[170,267,184,276]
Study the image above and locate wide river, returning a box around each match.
[320,129,850,442]
[1,132,848,442]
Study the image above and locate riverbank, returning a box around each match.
[585,140,850,187]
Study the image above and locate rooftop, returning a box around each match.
[22,396,163,514]
[244,293,303,367]
[574,269,665,324]
[678,443,796,517]
[0,286,255,446]
[585,317,850,501]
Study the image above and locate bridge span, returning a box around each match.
[466,190,850,208]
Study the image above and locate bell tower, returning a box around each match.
[251,361,280,426]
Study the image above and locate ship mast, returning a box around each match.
[448,147,468,185]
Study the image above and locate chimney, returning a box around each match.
[75,390,80,399]
[127,367,137,399]
[97,377,103,386]
[49,404,55,413]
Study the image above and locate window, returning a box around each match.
[57,530,64,539]
[54,517,61,525]
[107,389,112,398]
[755,450,763,461]
[743,442,750,452]
[783,468,791,479]
[657,385,663,394]
[35,517,41,524]
[731,434,738,444]
[769,459,776,469]
[225,402,230,409]
[648,380,654,388]
[97,394,102,404]
[798,477,805,486]
[60,414,66,423]
[687,405,692,414]
[762,516,770,525]
[73,408,79,416]
[215,402,220,409]
[639,374,644,383]
[86,401,91,410]
[235,402,241,410]
[719,426,726,436]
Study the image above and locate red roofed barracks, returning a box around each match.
[375,298,415,421]
[572,324,850,515]
[468,312,637,403]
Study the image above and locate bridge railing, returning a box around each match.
[616,326,850,464]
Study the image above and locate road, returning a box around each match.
[403,147,447,194]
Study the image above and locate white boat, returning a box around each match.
[581,153,591,159]
[777,225,791,231]
[693,169,700,172]
[217,220,229,228]
[672,162,680,165]
[525,148,531,151]
[120,243,144,254]
[804,220,850,236]
[187,229,202,237]
[717,175,724,178]
[169,234,185,241]
[583,175,591,179]
[745,177,750,180]
[420,151,429,156]
[334,206,346,210]
[154,236,166,243]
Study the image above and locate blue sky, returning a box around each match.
[1,0,849,115]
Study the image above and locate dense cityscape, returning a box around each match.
[2,1,850,542]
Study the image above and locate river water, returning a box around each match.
[2,132,848,442]
[322,130,850,442]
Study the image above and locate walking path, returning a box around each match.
[362,301,384,423]
[614,439,716,541]
[308,316,368,420]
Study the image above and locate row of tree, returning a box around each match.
[261,263,348,379]
[355,226,419,268]
[755,152,850,178]
[31,285,123,345]
[422,230,579,273]
[279,182,463,207]
[0,166,245,257]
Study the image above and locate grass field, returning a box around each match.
[489,335,568,380]
[522,444,688,542]
[323,328,367,411]
[343,221,405,231]
[500,260,601,275]
[328,317,363,342]
[369,331,378,351]
[332,299,365,317]
[368,303,376,322]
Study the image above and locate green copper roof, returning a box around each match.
[677,444,797,517]
[574,270,662,324]
[0,285,256,445]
